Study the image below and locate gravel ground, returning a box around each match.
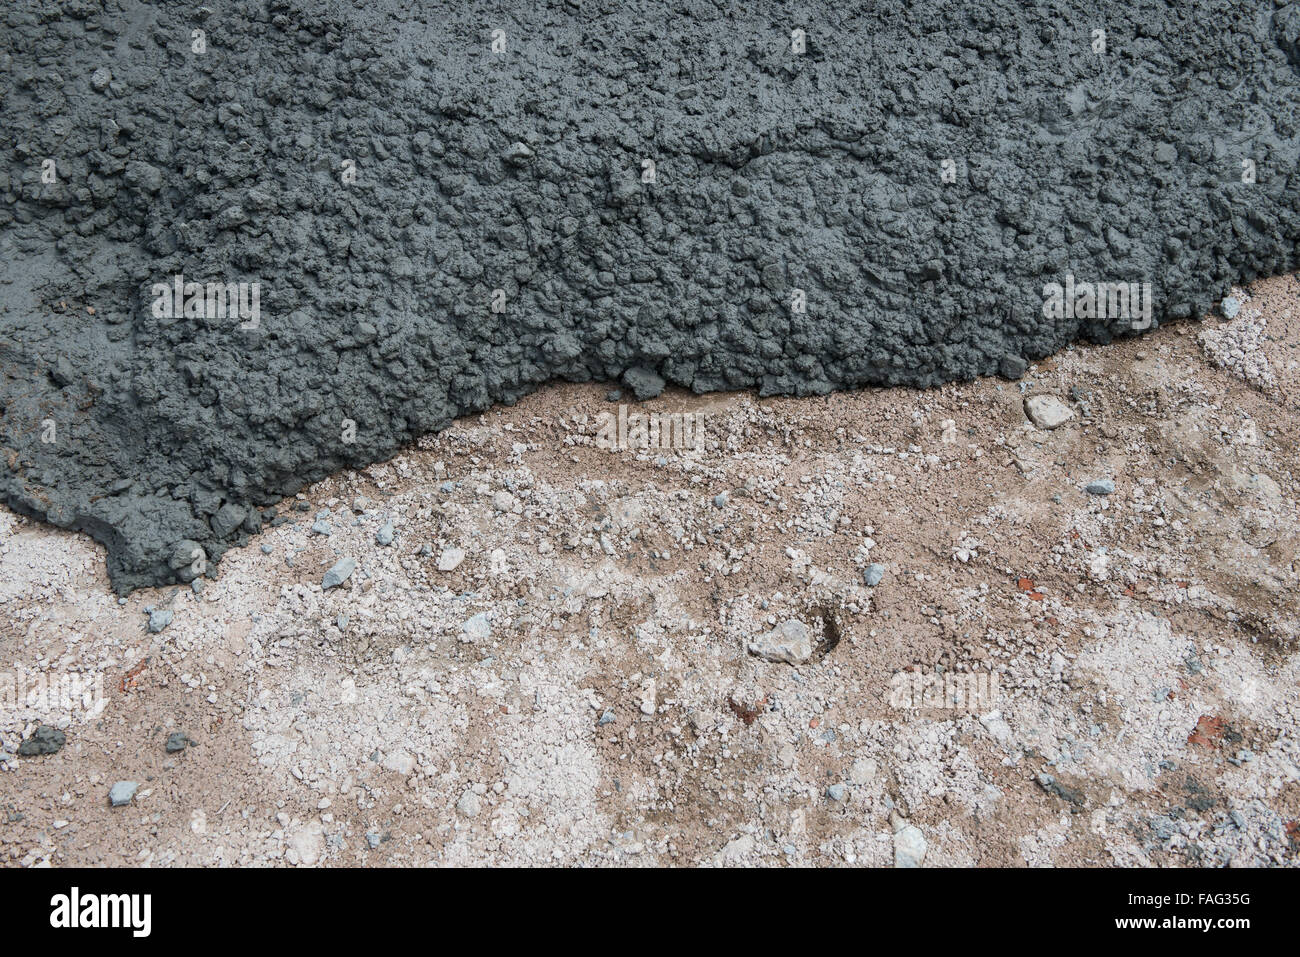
[2,276,1299,867]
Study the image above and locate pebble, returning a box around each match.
[493,491,515,512]
[503,141,534,164]
[91,67,112,91]
[863,563,886,587]
[747,619,812,664]
[1023,394,1075,430]
[598,710,616,726]
[260,544,273,554]
[622,366,665,400]
[17,725,66,756]
[311,520,331,536]
[164,732,191,753]
[826,783,847,802]
[437,547,466,571]
[455,791,481,817]
[891,812,927,868]
[375,519,394,546]
[382,750,415,775]
[210,503,247,537]
[322,556,356,589]
[108,781,139,807]
[849,757,877,786]
[999,354,1028,380]
[147,608,173,633]
[461,612,491,643]
[639,679,657,715]
[1221,296,1241,319]
[366,832,382,849]
[1085,478,1115,495]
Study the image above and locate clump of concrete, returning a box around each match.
[3,1,1300,590]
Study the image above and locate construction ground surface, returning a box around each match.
[2,275,1299,867]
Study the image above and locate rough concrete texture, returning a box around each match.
[3,0,1300,591]
[2,275,1299,866]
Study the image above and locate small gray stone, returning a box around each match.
[322,556,356,589]
[849,757,877,786]
[713,492,728,508]
[437,547,466,571]
[863,563,886,587]
[375,519,394,546]
[747,619,812,664]
[503,141,534,164]
[91,67,112,90]
[210,503,248,538]
[164,732,190,753]
[311,519,331,536]
[166,540,206,581]
[455,791,481,817]
[1085,478,1115,495]
[622,366,665,400]
[892,813,927,868]
[598,709,616,726]
[17,725,65,756]
[999,354,1028,380]
[1220,296,1241,319]
[365,832,382,849]
[147,608,173,633]
[109,781,139,807]
[826,783,847,802]
[1023,394,1075,430]
[461,612,491,642]
[260,544,273,555]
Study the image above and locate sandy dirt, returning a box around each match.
[2,276,1299,867]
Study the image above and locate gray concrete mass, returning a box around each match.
[2,0,1300,590]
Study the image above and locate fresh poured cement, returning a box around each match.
[3,0,1300,591]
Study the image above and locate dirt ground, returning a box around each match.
[2,276,1299,867]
